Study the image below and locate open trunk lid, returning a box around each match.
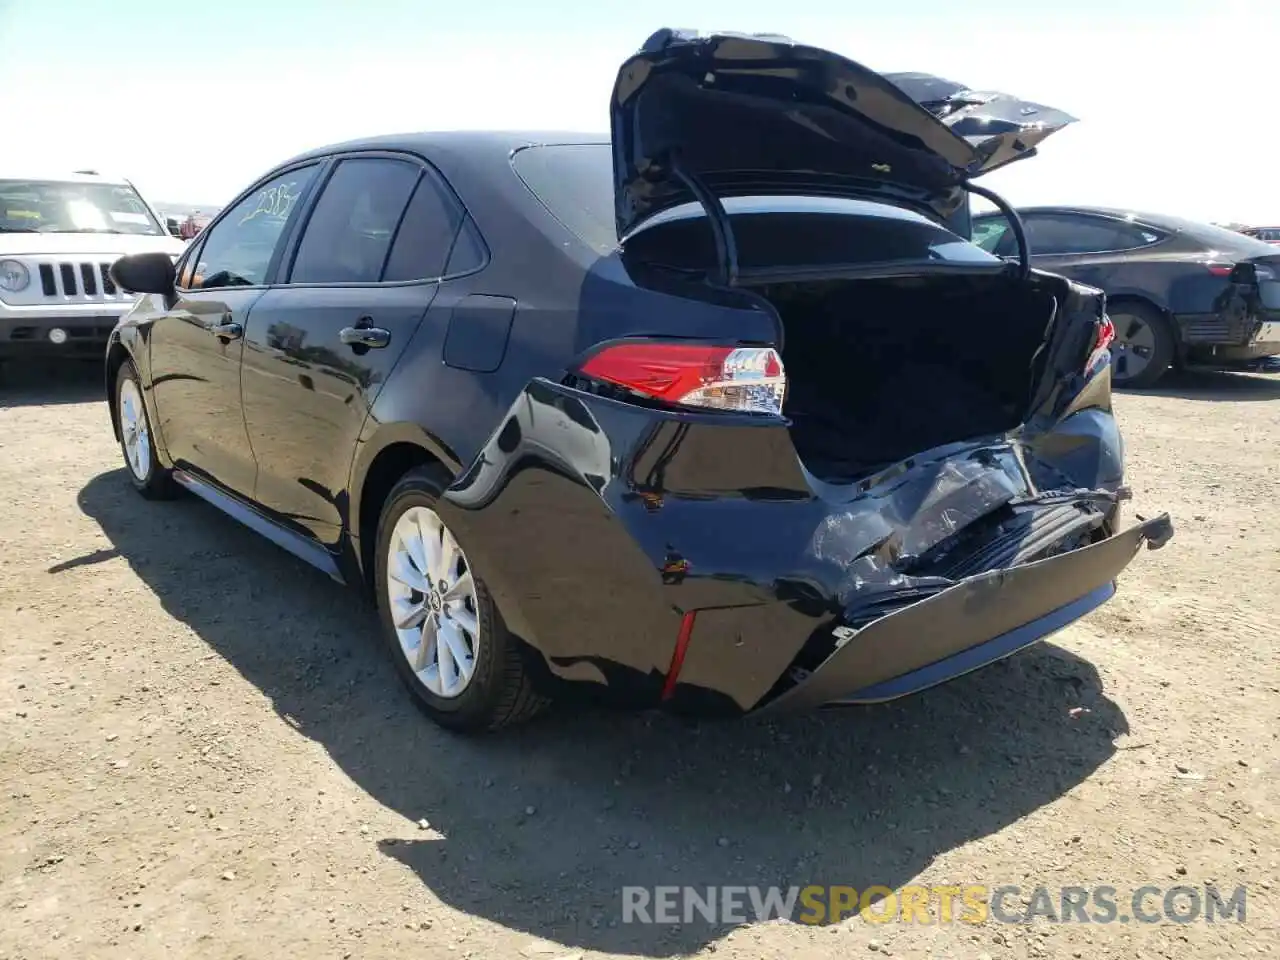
[611,29,1076,238]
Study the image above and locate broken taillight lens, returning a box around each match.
[578,342,787,415]
[1087,314,1116,372]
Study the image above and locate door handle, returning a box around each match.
[339,325,391,349]
[212,320,243,340]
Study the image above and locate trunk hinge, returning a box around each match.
[667,153,739,287]
[963,180,1030,281]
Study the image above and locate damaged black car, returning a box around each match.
[105,29,1172,731]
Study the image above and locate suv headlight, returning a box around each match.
[0,259,30,292]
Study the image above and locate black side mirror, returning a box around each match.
[111,251,177,295]
[165,217,182,237]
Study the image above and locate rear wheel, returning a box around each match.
[1108,303,1174,388]
[114,359,177,499]
[374,465,548,732]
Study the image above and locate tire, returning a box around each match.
[114,359,178,499]
[1108,302,1175,389]
[373,465,548,732]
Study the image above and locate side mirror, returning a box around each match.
[165,217,182,237]
[111,251,177,295]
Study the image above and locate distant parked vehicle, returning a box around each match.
[0,169,184,369]
[972,206,1280,387]
[1241,226,1280,245]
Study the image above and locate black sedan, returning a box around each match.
[104,29,1171,731]
[971,206,1280,387]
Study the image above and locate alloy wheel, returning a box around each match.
[1110,312,1156,383]
[386,506,480,698]
[118,378,151,481]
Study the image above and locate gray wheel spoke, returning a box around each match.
[447,603,478,638]
[393,598,429,631]
[436,625,458,689]
[436,529,458,583]
[443,568,473,603]
[389,550,427,592]
[404,522,431,583]
[414,616,439,672]
[439,620,473,684]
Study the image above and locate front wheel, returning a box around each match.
[374,465,548,732]
[114,359,177,499]
[1108,303,1175,389]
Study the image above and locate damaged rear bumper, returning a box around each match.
[435,379,1169,716]
[757,512,1172,713]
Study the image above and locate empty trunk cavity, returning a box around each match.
[752,273,1057,483]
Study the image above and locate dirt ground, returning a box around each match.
[1,361,1276,960]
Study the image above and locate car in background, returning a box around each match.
[1241,225,1280,245]
[971,206,1280,387]
[1,170,184,369]
[103,29,1170,732]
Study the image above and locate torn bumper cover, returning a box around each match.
[758,512,1173,713]
[438,380,1170,716]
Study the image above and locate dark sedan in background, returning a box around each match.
[972,206,1280,386]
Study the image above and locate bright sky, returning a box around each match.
[3,0,1276,224]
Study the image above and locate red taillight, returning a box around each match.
[1206,263,1235,277]
[578,341,786,416]
[1087,314,1116,372]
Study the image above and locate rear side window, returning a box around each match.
[512,143,616,253]
[1022,215,1164,255]
[289,158,420,284]
[381,172,466,281]
[443,217,488,275]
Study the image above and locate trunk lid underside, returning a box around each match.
[610,28,1077,237]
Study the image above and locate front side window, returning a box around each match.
[189,166,318,290]
[0,179,164,236]
[289,158,422,284]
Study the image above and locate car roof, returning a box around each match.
[975,204,1182,227]
[278,130,609,169]
[0,170,131,185]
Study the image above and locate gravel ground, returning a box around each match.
[1,361,1277,960]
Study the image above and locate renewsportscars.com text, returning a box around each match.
[620,884,1248,926]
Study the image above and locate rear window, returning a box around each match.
[511,143,999,270]
[629,197,1001,272]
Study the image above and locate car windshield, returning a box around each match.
[0,179,164,235]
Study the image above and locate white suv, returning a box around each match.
[0,171,185,365]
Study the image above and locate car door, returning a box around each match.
[147,164,320,496]
[239,154,465,545]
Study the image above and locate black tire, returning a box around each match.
[1108,302,1175,389]
[114,359,178,499]
[373,464,548,732]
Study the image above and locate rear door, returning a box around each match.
[239,153,465,545]
[148,164,320,496]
